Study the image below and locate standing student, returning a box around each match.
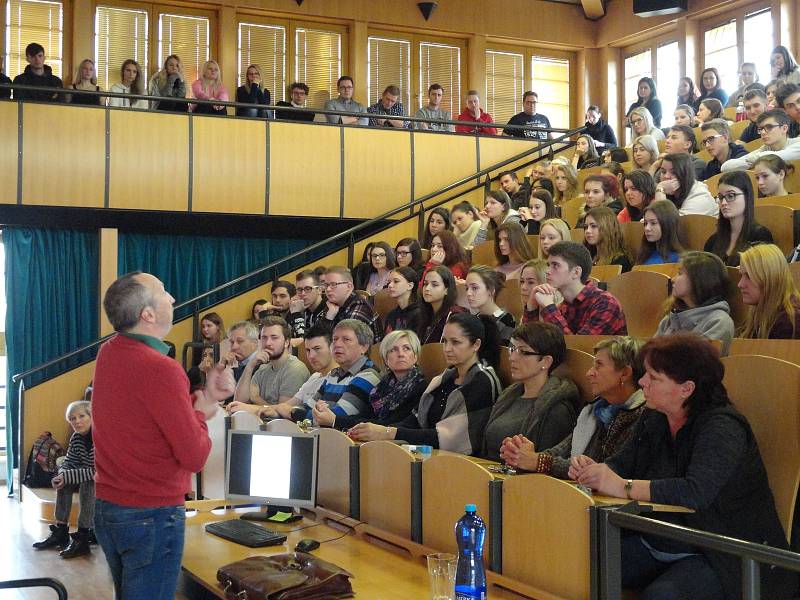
[676,77,700,110]
[583,105,617,149]
[148,55,187,112]
[770,45,800,85]
[108,59,147,109]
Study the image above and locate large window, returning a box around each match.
[95,6,148,91]
[656,42,680,126]
[419,41,461,116]
[4,0,63,79]
[743,9,773,79]
[238,23,286,101]
[485,50,524,125]
[295,27,342,109]
[367,36,410,108]
[623,49,651,143]
[532,56,570,129]
[158,13,209,85]
[704,20,738,95]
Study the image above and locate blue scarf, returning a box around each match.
[592,398,623,429]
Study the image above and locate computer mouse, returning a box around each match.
[295,538,321,552]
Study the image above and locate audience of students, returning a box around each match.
[739,243,800,338]
[637,200,684,265]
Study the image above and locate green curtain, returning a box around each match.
[5,227,99,493]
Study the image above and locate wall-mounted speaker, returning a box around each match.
[633,0,687,17]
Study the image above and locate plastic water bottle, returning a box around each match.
[736,98,746,122]
[454,504,486,600]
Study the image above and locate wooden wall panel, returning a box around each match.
[478,136,541,180]
[269,122,340,217]
[413,132,478,198]
[192,116,266,215]
[0,102,18,204]
[109,110,189,211]
[343,127,411,219]
[352,219,419,267]
[22,104,105,207]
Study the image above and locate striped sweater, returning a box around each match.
[59,429,95,485]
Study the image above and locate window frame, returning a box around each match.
[4,0,69,81]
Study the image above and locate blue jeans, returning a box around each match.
[94,499,186,600]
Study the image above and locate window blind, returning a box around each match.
[158,13,209,86]
[238,22,286,101]
[295,27,341,109]
[367,36,410,108]
[533,56,570,128]
[419,42,461,115]
[95,6,148,90]
[4,0,63,79]
[486,49,524,124]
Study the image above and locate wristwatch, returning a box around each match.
[624,479,634,499]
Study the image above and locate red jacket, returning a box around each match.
[93,334,211,507]
[455,108,497,135]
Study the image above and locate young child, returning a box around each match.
[32,400,95,558]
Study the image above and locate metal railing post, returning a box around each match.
[742,557,762,600]
[596,506,623,600]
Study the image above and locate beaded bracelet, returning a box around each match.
[536,453,553,474]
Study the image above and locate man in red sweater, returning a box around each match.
[92,271,233,600]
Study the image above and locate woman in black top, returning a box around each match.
[695,67,728,108]
[383,267,421,335]
[519,189,558,235]
[625,77,662,128]
[69,59,101,106]
[416,265,466,344]
[236,64,271,118]
[583,105,617,149]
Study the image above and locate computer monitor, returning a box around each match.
[225,430,318,509]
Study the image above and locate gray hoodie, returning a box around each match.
[656,299,734,355]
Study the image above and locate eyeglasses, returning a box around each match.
[323,281,350,289]
[702,134,724,146]
[715,192,744,204]
[508,344,543,357]
[630,118,644,126]
[297,286,319,294]
[395,250,411,257]
[757,123,782,134]
[371,253,387,260]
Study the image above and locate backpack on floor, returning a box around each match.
[23,431,66,488]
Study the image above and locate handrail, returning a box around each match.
[10,122,585,384]
[0,82,574,135]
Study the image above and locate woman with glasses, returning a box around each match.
[625,77,662,129]
[628,106,664,141]
[360,241,396,295]
[394,238,426,276]
[483,321,578,461]
[753,154,794,198]
[383,267,421,335]
[703,171,773,267]
[500,336,644,476]
[740,244,800,338]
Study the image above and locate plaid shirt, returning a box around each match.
[367,100,410,128]
[541,281,627,335]
[324,292,383,342]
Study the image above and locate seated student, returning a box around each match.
[631,135,660,172]
[422,230,469,282]
[603,147,631,165]
[499,168,533,210]
[259,280,296,323]
[275,82,315,121]
[148,54,187,112]
[628,106,665,141]
[519,258,553,324]
[519,189,558,234]
[349,313,502,455]
[0,58,10,99]
[227,317,310,414]
[417,265,466,344]
[421,207,451,250]
[473,190,522,245]
[414,83,454,132]
[532,241,628,335]
[314,330,427,429]
[583,206,633,272]
[704,171,773,267]
[538,218,572,258]
[108,59,147,109]
[696,67,729,106]
[287,270,326,344]
[656,251,735,355]
[673,103,698,127]
[531,177,555,196]
[368,85,408,128]
[383,267,421,335]
[570,333,795,600]
[500,336,645,477]
[223,321,259,382]
[321,266,382,341]
[600,161,626,194]
[696,97,724,124]
[12,42,63,102]
[739,243,800,338]
[235,64,270,118]
[766,79,780,109]
[455,90,497,135]
[626,78,662,127]
[450,201,483,248]
[359,242,396,296]
[727,62,759,107]
[658,125,705,179]
[257,323,336,419]
[619,169,655,223]
[637,200,684,265]
[483,322,578,462]
[394,238,426,275]
[552,162,580,206]
[33,400,96,558]
[575,174,623,228]
[722,109,800,171]
[250,299,269,324]
[740,88,769,143]
[199,312,224,345]
[68,59,101,105]
[700,119,748,179]
[655,153,718,216]
[753,154,794,197]
[191,60,229,115]
[584,105,618,149]
[494,222,535,279]
[465,265,516,344]
[571,134,602,170]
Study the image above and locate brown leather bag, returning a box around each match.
[216,552,354,599]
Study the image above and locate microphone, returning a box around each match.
[289,406,307,422]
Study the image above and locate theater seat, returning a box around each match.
[419,343,447,382]
[754,204,796,254]
[471,241,496,267]
[607,270,671,337]
[679,214,717,251]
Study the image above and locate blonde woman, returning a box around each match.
[553,162,579,205]
[739,244,800,338]
[236,63,270,119]
[538,218,572,258]
[148,54,186,112]
[108,59,147,109]
[631,135,660,172]
[191,60,229,115]
[68,58,101,105]
[628,106,665,141]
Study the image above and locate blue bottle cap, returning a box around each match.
[465,503,476,512]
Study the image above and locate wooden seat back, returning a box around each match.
[589,264,623,282]
[373,288,398,323]
[561,196,585,228]
[620,220,644,259]
[725,266,749,329]
[754,204,796,254]
[264,419,302,434]
[552,348,595,405]
[607,270,671,337]
[728,338,800,365]
[705,170,757,198]
[470,241,496,267]
[679,213,717,251]
[632,262,679,278]
[359,441,415,538]
[419,343,447,382]
[496,278,523,322]
[316,428,355,516]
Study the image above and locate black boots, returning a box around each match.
[59,529,91,559]
[32,523,69,549]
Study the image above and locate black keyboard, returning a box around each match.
[205,519,287,548]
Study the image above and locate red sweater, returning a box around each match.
[455,108,497,135]
[93,334,211,507]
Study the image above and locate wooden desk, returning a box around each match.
[180,508,522,599]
